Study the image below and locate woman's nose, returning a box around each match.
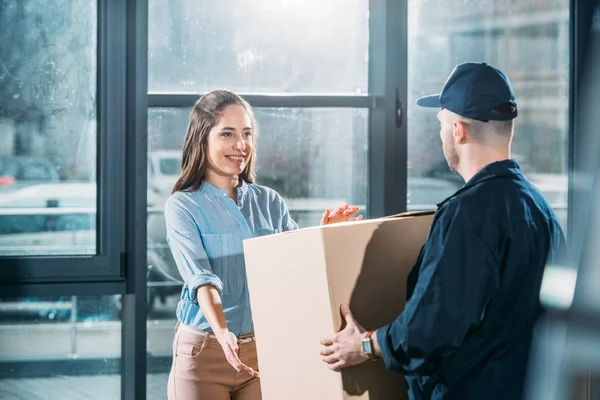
[235,140,246,151]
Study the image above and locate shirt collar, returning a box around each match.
[436,158,522,208]
[199,179,249,198]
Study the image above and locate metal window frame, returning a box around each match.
[567,0,598,249]
[0,281,126,298]
[149,93,375,108]
[569,0,600,309]
[0,0,125,285]
[121,0,149,398]
[367,0,407,218]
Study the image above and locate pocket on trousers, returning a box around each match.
[176,340,205,358]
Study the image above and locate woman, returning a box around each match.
[165,89,361,400]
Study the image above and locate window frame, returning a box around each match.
[568,0,600,307]
[139,2,405,398]
[0,0,126,284]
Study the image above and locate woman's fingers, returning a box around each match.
[320,208,331,225]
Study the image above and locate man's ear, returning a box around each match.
[452,120,468,144]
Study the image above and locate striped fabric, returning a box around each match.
[164,180,299,335]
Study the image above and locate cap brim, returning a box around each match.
[416,94,442,108]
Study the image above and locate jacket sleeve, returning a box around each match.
[376,213,500,375]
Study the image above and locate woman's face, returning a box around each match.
[206,104,255,178]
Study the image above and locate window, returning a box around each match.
[148,0,369,93]
[0,0,129,393]
[146,0,374,393]
[0,295,122,400]
[0,1,98,256]
[406,0,570,231]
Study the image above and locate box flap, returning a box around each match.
[385,209,436,218]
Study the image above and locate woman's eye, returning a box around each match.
[243,131,252,137]
[221,132,232,137]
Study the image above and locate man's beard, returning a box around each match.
[443,141,459,174]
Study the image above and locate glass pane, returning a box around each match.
[0,295,121,399]
[147,0,369,94]
[406,0,569,231]
[0,1,98,256]
[146,107,368,394]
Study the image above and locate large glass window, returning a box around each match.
[406,0,570,231]
[0,1,98,256]
[146,0,373,392]
[147,0,369,93]
[0,296,121,399]
[0,1,130,395]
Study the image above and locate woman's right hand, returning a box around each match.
[217,330,260,377]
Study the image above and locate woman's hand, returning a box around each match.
[216,330,260,377]
[320,203,362,225]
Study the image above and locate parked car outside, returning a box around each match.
[148,150,181,197]
[0,155,60,191]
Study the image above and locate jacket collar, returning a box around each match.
[436,159,521,208]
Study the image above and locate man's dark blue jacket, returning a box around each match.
[376,159,568,400]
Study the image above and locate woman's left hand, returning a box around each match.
[320,204,362,225]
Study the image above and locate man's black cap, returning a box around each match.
[417,62,518,121]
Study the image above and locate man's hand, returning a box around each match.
[320,304,369,371]
[216,330,260,377]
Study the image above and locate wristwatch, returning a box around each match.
[361,331,378,361]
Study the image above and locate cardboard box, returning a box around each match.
[243,211,435,400]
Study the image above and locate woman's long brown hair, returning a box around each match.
[172,90,257,194]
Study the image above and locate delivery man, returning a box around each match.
[319,62,569,400]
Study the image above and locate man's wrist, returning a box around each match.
[362,330,381,361]
[371,329,383,358]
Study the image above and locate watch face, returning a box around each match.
[362,339,372,355]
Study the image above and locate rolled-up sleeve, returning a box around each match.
[164,197,223,302]
[376,213,500,375]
